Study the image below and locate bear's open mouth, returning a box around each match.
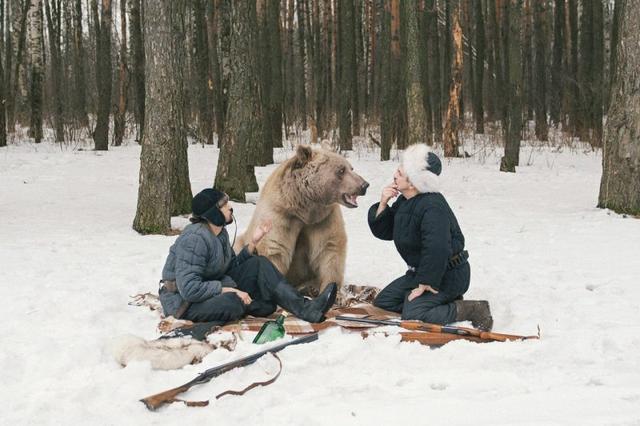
[341,193,359,208]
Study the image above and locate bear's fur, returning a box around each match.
[234,145,369,295]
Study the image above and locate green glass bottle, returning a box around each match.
[253,312,288,344]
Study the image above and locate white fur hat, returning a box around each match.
[401,144,442,193]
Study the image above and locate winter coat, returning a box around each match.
[368,192,466,291]
[159,222,252,317]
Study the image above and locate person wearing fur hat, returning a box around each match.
[159,188,338,324]
[368,144,493,330]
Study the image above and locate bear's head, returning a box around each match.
[288,145,369,208]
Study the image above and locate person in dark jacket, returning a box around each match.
[368,144,493,330]
[159,188,338,324]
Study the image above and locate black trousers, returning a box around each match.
[183,256,284,322]
[373,262,470,324]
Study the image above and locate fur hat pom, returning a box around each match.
[401,144,442,193]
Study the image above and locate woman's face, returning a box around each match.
[217,196,234,224]
[393,166,412,191]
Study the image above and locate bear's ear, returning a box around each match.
[292,145,313,169]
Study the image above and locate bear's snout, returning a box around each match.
[359,181,370,195]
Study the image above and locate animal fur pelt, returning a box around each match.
[110,332,237,370]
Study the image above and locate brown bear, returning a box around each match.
[234,145,369,295]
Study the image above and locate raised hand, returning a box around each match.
[251,218,273,245]
[380,183,400,205]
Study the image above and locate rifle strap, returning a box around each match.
[216,352,282,399]
[168,352,283,408]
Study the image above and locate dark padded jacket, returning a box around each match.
[159,222,252,316]
[368,193,465,290]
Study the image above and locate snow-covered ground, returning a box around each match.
[1,139,639,425]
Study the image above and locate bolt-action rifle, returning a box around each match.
[140,333,318,411]
[335,316,539,343]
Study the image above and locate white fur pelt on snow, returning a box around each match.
[111,334,236,370]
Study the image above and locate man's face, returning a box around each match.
[218,198,234,224]
[393,166,412,191]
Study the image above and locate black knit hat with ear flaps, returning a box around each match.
[192,188,228,226]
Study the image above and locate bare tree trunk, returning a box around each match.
[92,0,112,150]
[303,0,317,142]
[365,0,374,119]
[578,0,593,140]
[607,0,623,111]
[113,0,128,146]
[206,0,225,141]
[214,0,262,201]
[263,0,283,152]
[474,0,485,133]
[311,0,323,140]
[550,0,564,125]
[522,0,533,120]
[443,1,451,110]
[193,0,213,145]
[443,0,462,158]
[405,0,425,146]
[8,0,29,129]
[567,0,579,133]
[353,0,363,136]
[129,0,144,142]
[133,0,191,234]
[44,0,64,142]
[296,0,307,128]
[219,0,232,138]
[72,0,88,127]
[338,0,354,150]
[380,0,401,160]
[489,0,505,122]
[599,0,640,215]
[591,0,604,147]
[283,0,295,130]
[169,5,192,216]
[461,0,471,118]
[533,0,548,141]
[500,0,523,173]
[28,0,44,143]
[0,0,6,147]
[427,0,442,141]
[255,0,273,164]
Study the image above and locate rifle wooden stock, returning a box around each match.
[362,330,486,346]
[140,333,318,411]
[336,316,539,343]
[395,321,537,342]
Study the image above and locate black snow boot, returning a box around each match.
[272,281,338,323]
[454,300,493,331]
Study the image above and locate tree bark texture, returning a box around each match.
[93,0,112,150]
[405,0,425,146]
[44,0,64,142]
[500,0,523,173]
[550,0,564,125]
[533,0,548,141]
[443,1,462,158]
[598,0,640,215]
[338,0,354,150]
[114,0,128,146]
[214,1,263,201]
[133,0,191,234]
[28,0,44,143]
[129,0,144,141]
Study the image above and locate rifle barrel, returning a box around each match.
[335,316,400,327]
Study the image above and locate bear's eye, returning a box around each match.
[338,166,346,176]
